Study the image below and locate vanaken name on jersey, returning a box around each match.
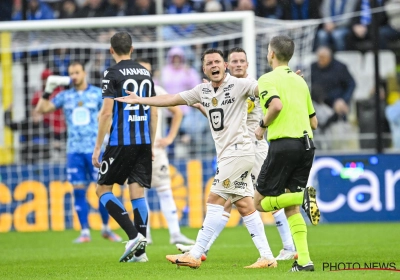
[118,68,151,76]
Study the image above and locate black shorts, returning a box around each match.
[256,138,315,196]
[97,144,152,188]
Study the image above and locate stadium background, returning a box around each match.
[0,1,400,234]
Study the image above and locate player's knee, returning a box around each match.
[96,184,111,198]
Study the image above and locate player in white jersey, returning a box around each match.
[115,49,277,269]
[177,48,297,261]
[136,59,195,249]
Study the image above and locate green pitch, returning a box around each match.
[2,223,399,280]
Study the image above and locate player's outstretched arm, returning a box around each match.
[115,91,187,107]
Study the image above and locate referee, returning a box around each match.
[254,35,320,272]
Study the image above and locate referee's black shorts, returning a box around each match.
[256,138,314,197]
[97,144,152,188]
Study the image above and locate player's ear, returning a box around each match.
[109,47,114,55]
[130,46,134,55]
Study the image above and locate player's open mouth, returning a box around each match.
[211,70,220,75]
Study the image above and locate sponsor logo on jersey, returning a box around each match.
[119,68,150,76]
[223,84,234,92]
[221,97,235,105]
[202,101,210,107]
[128,115,148,122]
[224,92,230,98]
[222,179,230,188]
[212,178,220,186]
[202,88,211,94]
[160,165,168,172]
[102,79,109,84]
[212,97,218,107]
[233,181,247,189]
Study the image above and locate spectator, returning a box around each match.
[347,0,388,51]
[0,0,13,21]
[104,0,127,17]
[386,95,400,149]
[282,0,321,20]
[59,0,78,18]
[255,0,285,19]
[75,0,106,17]
[315,0,357,51]
[4,105,52,164]
[13,0,55,21]
[311,46,356,130]
[235,0,254,11]
[204,0,223,12]
[159,46,201,115]
[31,69,67,142]
[380,0,400,49]
[128,0,156,15]
[164,0,195,38]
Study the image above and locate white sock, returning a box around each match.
[205,211,230,251]
[81,228,90,236]
[243,211,274,259]
[190,203,224,259]
[157,188,180,236]
[101,224,110,232]
[273,209,295,251]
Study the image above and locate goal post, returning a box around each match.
[0,12,321,232]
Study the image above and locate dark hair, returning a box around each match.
[110,32,133,55]
[228,47,247,61]
[68,61,85,71]
[269,35,294,62]
[201,48,224,64]
[135,57,151,64]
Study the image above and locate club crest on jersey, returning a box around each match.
[212,97,218,107]
[77,101,83,107]
[222,179,231,188]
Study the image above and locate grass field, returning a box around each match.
[1,223,399,280]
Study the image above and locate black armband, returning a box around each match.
[42,92,51,100]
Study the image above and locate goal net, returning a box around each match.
[0,12,319,232]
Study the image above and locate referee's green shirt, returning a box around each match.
[258,65,316,141]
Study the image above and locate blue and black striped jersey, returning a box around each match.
[101,59,156,146]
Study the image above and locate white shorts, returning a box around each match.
[151,149,170,188]
[210,155,255,203]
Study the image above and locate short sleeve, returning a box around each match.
[258,74,279,111]
[102,69,116,99]
[307,90,316,118]
[179,85,202,106]
[51,91,65,109]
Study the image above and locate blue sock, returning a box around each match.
[100,192,138,240]
[73,189,89,230]
[100,192,125,210]
[99,201,109,226]
[132,197,148,256]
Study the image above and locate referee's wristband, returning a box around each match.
[42,92,51,100]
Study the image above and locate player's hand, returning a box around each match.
[202,78,209,84]
[255,126,266,140]
[295,70,304,78]
[151,148,155,161]
[114,90,140,104]
[156,137,173,148]
[92,148,101,168]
